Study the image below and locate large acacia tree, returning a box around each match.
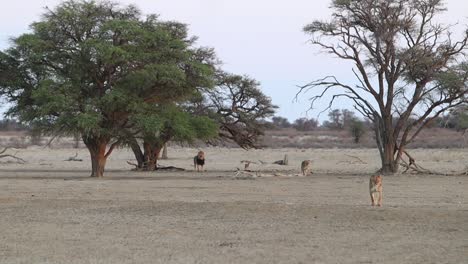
[300,0,468,173]
[0,0,215,177]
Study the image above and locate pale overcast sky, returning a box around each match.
[0,0,466,121]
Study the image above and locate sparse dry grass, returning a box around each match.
[0,147,467,263]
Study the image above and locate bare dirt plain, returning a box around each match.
[0,147,467,264]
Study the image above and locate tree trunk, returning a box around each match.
[130,139,145,169]
[143,141,163,171]
[73,134,80,149]
[131,139,169,171]
[375,117,399,174]
[83,136,109,177]
[153,147,162,170]
[381,142,398,174]
[161,143,168,159]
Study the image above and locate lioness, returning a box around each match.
[369,175,383,206]
[301,160,313,176]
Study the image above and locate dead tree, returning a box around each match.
[299,0,468,174]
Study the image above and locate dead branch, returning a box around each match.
[126,161,185,172]
[344,154,367,164]
[234,168,257,179]
[64,152,83,162]
[273,154,289,165]
[399,150,467,176]
[400,150,431,174]
[127,161,143,171]
[240,160,258,170]
[0,147,26,164]
[233,168,304,178]
[155,165,185,171]
[44,134,60,148]
[0,147,9,155]
[240,160,257,164]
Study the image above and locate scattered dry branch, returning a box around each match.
[155,165,185,171]
[0,147,26,164]
[273,154,289,165]
[240,160,258,170]
[233,168,304,179]
[126,161,185,172]
[64,152,83,162]
[339,154,367,164]
[400,150,467,176]
[127,161,143,171]
[234,169,258,179]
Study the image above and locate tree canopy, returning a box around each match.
[0,0,276,176]
[0,0,216,176]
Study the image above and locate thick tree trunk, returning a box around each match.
[128,140,166,171]
[130,139,145,169]
[381,142,398,174]
[143,141,163,171]
[143,142,155,170]
[375,117,399,174]
[83,136,109,177]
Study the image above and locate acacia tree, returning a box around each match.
[0,0,215,177]
[190,72,277,149]
[300,0,468,173]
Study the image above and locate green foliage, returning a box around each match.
[131,104,218,146]
[0,0,215,141]
[190,116,219,140]
[458,113,468,130]
[435,63,468,97]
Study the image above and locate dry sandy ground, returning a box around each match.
[0,147,467,264]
